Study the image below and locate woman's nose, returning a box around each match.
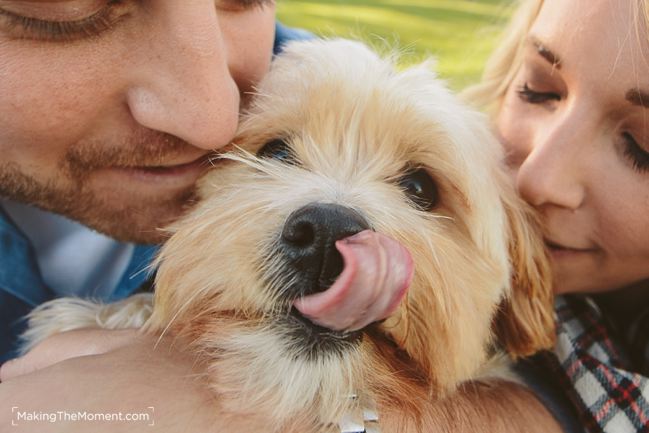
[124,3,249,151]
[515,115,589,211]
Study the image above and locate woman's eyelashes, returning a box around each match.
[514,77,649,175]
[622,132,649,173]
[516,82,561,104]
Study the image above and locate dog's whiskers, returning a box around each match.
[151,283,213,348]
[261,259,302,315]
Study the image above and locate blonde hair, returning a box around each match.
[462,0,649,113]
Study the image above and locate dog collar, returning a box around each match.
[338,395,380,433]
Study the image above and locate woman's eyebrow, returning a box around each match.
[527,35,562,69]
[626,89,649,109]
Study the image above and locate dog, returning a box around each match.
[22,39,555,432]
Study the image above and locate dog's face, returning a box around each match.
[150,40,554,406]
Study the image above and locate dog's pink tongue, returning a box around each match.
[293,230,413,332]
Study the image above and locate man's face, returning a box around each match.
[0,0,276,243]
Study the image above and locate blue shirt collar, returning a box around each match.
[0,206,52,306]
[274,22,313,55]
[109,243,158,301]
[0,206,158,306]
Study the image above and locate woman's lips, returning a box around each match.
[545,238,598,259]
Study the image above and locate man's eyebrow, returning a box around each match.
[626,89,649,109]
[527,36,562,69]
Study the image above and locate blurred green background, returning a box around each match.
[277,0,512,90]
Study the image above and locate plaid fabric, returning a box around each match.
[545,295,649,433]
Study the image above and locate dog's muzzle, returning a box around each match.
[280,202,370,296]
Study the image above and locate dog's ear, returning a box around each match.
[492,191,556,358]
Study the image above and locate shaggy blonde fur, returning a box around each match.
[23,39,555,432]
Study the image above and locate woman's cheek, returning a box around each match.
[497,93,534,167]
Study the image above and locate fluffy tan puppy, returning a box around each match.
[23,40,555,433]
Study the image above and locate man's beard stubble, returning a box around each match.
[0,131,204,244]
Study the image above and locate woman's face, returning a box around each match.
[497,0,649,294]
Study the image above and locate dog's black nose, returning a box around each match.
[281,203,370,294]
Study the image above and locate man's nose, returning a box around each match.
[124,3,245,150]
[515,112,589,211]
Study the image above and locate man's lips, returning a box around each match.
[124,153,211,171]
[105,154,215,181]
[97,153,215,187]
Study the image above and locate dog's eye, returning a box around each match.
[398,168,439,211]
[257,139,296,164]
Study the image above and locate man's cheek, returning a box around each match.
[2,47,114,129]
[0,105,71,169]
[0,86,98,174]
[0,94,76,178]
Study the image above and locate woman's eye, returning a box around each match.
[398,168,439,211]
[516,83,561,104]
[622,132,649,173]
[257,139,297,164]
[0,0,127,42]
